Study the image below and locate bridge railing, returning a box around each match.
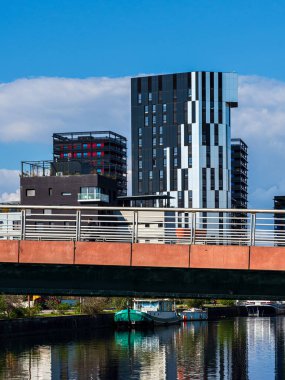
[0,205,285,246]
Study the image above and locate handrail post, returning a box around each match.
[135,211,139,243]
[191,212,196,244]
[250,213,256,246]
[21,209,26,240]
[76,210,81,241]
[132,211,136,243]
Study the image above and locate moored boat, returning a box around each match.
[180,308,208,321]
[240,300,285,316]
[114,299,182,327]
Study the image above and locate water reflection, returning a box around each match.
[1,317,285,379]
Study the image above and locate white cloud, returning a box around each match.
[232,75,285,208]
[1,74,285,209]
[0,76,130,143]
[0,189,20,203]
[0,169,20,195]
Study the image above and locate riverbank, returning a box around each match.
[0,313,115,337]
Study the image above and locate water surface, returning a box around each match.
[0,317,284,379]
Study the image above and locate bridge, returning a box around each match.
[1,205,285,299]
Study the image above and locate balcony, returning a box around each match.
[78,188,109,203]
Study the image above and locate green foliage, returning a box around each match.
[57,303,70,315]
[108,297,132,310]
[217,299,236,306]
[26,304,42,317]
[81,297,109,315]
[0,295,25,319]
[184,299,207,308]
[46,299,59,313]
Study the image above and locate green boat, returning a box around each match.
[114,299,182,327]
[114,308,154,327]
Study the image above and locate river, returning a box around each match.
[0,316,284,379]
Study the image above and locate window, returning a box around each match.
[153,148,156,157]
[139,160,142,169]
[139,172,142,180]
[145,116,149,126]
[164,158,167,167]
[44,209,52,215]
[163,114,167,123]
[174,147,178,155]
[149,171,153,180]
[152,127,156,135]
[13,221,21,231]
[139,138,142,147]
[152,158,156,167]
[174,157,178,167]
[152,138,156,146]
[148,92,152,102]
[163,104,167,112]
[159,137,163,145]
[159,126,163,135]
[152,105,156,113]
[26,189,35,197]
[138,93,142,104]
[159,170,163,179]
[138,127,142,136]
[61,192,71,196]
[145,105,149,113]
[153,115,156,124]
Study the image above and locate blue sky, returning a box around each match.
[0,0,285,208]
[1,0,285,82]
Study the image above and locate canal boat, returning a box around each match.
[180,308,208,321]
[241,301,285,316]
[114,299,182,327]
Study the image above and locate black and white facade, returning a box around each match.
[131,72,238,210]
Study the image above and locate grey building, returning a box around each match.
[131,71,238,210]
[21,172,117,206]
[20,130,127,208]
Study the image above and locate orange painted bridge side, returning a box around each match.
[0,241,19,262]
[250,247,285,271]
[19,241,74,265]
[75,242,131,266]
[132,243,190,268]
[190,245,250,270]
[1,241,285,271]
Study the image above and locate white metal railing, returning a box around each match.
[0,205,285,246]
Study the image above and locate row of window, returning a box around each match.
[144,104,167,113]
[56,143,105,150]
[145,115,167,126]
[138,89,192,104]
[59,151,105,159]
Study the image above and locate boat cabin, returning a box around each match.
[133,299,173,313]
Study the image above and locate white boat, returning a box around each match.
[180,308,208,321]
[241,300,285,316]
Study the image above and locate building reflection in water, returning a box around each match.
[1,317,285,379]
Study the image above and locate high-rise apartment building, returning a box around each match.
[131,72,238,209]
[274,196,285,245]
[231,138,248,209]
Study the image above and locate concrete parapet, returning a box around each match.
[75,242,131,266]
[131,243,189,268]
[0,241,19,262]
